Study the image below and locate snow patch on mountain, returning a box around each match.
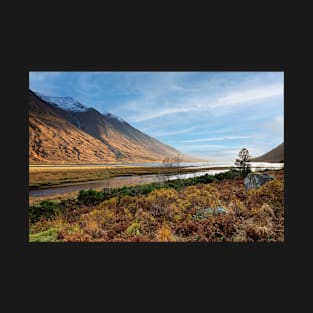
[35,92,88,112]
[103,112,126,123]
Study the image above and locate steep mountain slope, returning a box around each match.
[61,107,182,161]
[252,143,284,163]
[29,90,194,163]
[29,90,116,163]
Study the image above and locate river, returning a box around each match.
[29,162,283,198]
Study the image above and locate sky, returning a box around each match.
[29,71,284,161]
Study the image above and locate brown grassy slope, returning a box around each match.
[252,143,284,162]
[29,91,116,163]
[62,108,184,161]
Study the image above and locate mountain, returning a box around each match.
[34,92,88,112]
[252,143,284,163]
[29,90,197,164]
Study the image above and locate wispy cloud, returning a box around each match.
[216,83,283,107]
[29,71,284,161]
[149,127,196,137]
[120,80,283,123]
[132,107,196,122]
[183,135,251,143]
[176,143,233,151]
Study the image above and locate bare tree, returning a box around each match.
[172,153,183,177]
[162,156,171,183]
[162,156,173,167]
[162,154,183,180]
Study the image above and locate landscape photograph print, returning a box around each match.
[29,71,284,242]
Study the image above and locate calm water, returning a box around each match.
[29,162,283,198]
[30,161,284,169]
[30,161,233,168]
[29,169,228,198]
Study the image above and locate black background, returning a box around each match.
[3,3,308,312]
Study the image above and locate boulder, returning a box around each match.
[192,206,228,220]
[244,173,274,191]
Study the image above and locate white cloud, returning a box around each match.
[120,80,284,123]
[132,106,196,122]
[175,143,234,151]
[217,83,283,107]
[183,135,251,143]
[150,127,196,137]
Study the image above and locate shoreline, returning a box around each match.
[29,166,232,190]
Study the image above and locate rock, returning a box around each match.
[215,207,228,215]
[244,173,274,191]
[192,206,228,220]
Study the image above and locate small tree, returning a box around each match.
[162,156,173,168]
[162,154,183,180]
[162,156,172,183]
[235,148,252,176]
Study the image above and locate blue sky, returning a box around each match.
[29,71,284,161]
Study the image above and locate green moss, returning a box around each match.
[29,227,60,242]
[126,222,141,235]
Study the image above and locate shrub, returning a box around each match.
[247,179,284,215]
[29,167,284,242]
[212,214,238,239]
[155,224,176,242]
[214,169,242,180]
[74,170,244,206]
[245,224,274,241]
[29,200,61,223]
[77,189,105,205]
[227,198,249,217]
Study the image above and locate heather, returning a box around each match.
[29,169,284,242]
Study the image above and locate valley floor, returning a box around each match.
[29,169,284,242]
[29,165,224,189]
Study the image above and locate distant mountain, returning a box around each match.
[29,90,198,164]
[252,143,284,163]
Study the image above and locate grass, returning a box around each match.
[29,165,228,189]
[29,227,60,242]
[29,190,80,206]
[29,169,284,242]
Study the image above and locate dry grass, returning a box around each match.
[29,190,80,205]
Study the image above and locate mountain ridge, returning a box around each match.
[29,90,201,164]
[252,142,284,163]
[34,91,88,112]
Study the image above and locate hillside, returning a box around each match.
[252,143,284,163]
[29,90,197,164]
